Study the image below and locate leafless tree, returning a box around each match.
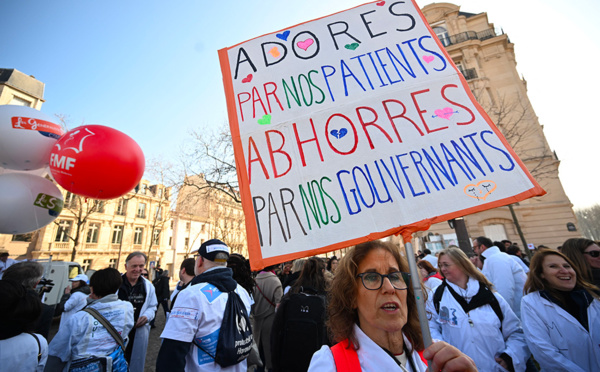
[179,126,241,203]
[575,204,600,241]
[482,94,559,185]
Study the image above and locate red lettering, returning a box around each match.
[237,92,251,122]
[265,130,292,178]
[356,106,393,149]
[263,82,284,113]
[252,86,268,119]
[411,89,448,134]
[382,99,423,140]
[293,119,324,167]
[441,84,475,125]
[325,113,359,155]
[247,137,270,184]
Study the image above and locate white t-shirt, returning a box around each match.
[0,333,47,371]
[161,277,253,372]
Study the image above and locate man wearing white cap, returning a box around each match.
[156,239,253,372]
[57,273,90,328]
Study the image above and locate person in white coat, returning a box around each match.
[57,274,90,329]
[308,241,477,372]
[473,236,527,317]
[428,248,530,372]
[45,268,134,371]
[0,279,48,371]
[117,251,158,372]
[521,248,600,372]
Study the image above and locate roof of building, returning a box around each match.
[0,68,45,100]
[459,11,478,18]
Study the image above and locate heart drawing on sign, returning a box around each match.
[257,114,272,125]
[276,30,290,41]
[269,47,280,58]
[434,107,456,120]
[297,38,314,51]
[376,1,386,6]
[464,180,497,201]
[241,74,253,83]
[330,128,348,139]
[423,55,434,63]
[345,43,360,50]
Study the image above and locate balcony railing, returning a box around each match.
[460,68,478,80]
[438,28,504,47]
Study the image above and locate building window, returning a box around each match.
[140,184,147,195]
[82,259,92,272]
[184,237,189,249]
[153,229,161,245]
[186,222,191,231]
[112,225,124,244]
[12,233,33,242]
[64,192,76,208]
[483,224,508,242]
[433,26,450,46]
[137,203,146,218]
[157,188,163,198]
[155,206,163,221]
[96,201,106,213]
[168,236,172,246]
[86,223,100,243]
[10,96,32,106]
[134,227,144,245]
[55,220,72,242]
[109,258,117,269]
[116,199,128,216]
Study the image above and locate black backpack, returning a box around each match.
[271,287,329,372]
[433,280,504,331]
[194,290,253,367]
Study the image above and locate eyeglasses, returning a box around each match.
[142,273,149,277]
[356,271,410,291]
[584,251,600,258]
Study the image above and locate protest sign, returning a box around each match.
[218,0,545,270]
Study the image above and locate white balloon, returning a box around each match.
[0,105,64,171]
[0,173,64,234]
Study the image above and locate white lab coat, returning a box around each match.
[47,294,134,370]
[428,278,529,372]
[521,291,600,372]
[422,254,438,268]
[0,332,48,371]
[309,324,427,371]
[482,246,527,317]
[509,255,529,274]
[58,290,89,329]
[129,277,158,372]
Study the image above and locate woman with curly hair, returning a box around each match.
[308,241,476,371]
[521,248,600,371]
[561,238,600,288]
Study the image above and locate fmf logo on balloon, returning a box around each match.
[49,154,76,171]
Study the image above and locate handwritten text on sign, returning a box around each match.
[219,0,544,268]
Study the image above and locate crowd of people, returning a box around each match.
[1,236,599,371]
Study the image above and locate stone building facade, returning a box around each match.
[418,3,579,251]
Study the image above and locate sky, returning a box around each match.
[2,0,599,209]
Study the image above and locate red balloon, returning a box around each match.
[49,125,145,199]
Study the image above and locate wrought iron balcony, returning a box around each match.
[438,28,504,47]
[461,68,478,80]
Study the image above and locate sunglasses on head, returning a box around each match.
[584,251,600,258]
[142,273,149,276]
